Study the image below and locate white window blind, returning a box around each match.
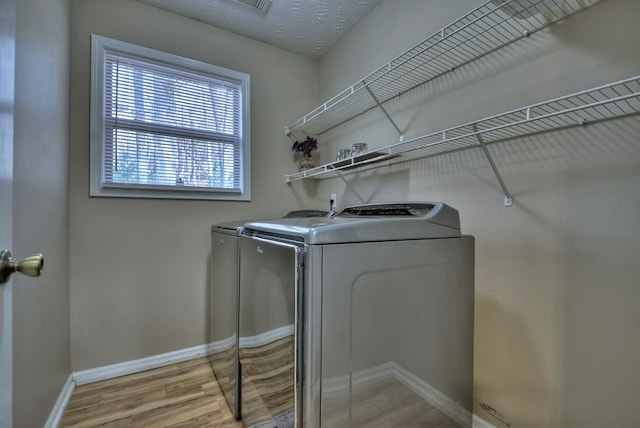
[90,35,251,200]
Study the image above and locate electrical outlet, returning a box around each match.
[330,193,337,210]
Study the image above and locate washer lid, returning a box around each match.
[243,202,461,244]
[212,209,331,235]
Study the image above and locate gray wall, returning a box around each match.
[13,0,71,426]
[69,0,318,371]
[316,0,640,426]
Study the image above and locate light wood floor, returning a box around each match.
[61,349,462,427]
[60,356,244,427]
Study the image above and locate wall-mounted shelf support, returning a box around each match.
[473,124,513,207]
[364,82,404,142]
[327,166,367,204]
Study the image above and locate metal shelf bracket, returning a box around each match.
[364,81,404,140]
[472,124,513,207]
[327,165,366,204]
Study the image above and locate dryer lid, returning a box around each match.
[242,202,461,244]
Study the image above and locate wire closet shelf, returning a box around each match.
[285,0,601,138]
[284,76,640,182]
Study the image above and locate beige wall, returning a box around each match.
[13,0,71,426]
[66,0,640,425]
[69,0,318,371]
[315,0,640,426]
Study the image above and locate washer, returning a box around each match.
[238,202,475,427]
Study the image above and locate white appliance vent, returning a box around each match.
[234,0,272,14]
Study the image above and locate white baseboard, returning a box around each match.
[322,361,394,395]
[44,374,74,428]
[238,324,294,348]
[322,361,496,428]
[72,343,211,386]
[210,335,235,353]
[321,361,474,427]
[392,363,472,427]
[72,324,295,387]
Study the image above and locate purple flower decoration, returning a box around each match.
[291,136,318,156]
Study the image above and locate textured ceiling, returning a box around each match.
[136,0,383,58]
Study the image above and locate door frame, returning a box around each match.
[0,0,16,425]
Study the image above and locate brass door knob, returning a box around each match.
[0,250,44,285]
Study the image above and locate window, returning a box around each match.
[90,35,251,200]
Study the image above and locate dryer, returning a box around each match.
[238,202,474,428]
[209,210,330,418]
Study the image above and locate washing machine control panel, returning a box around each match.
[338,202,435,217]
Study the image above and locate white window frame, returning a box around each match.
[90,34,251,200]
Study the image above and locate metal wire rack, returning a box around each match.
[284,76,640,188]
[285,0,601,138]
